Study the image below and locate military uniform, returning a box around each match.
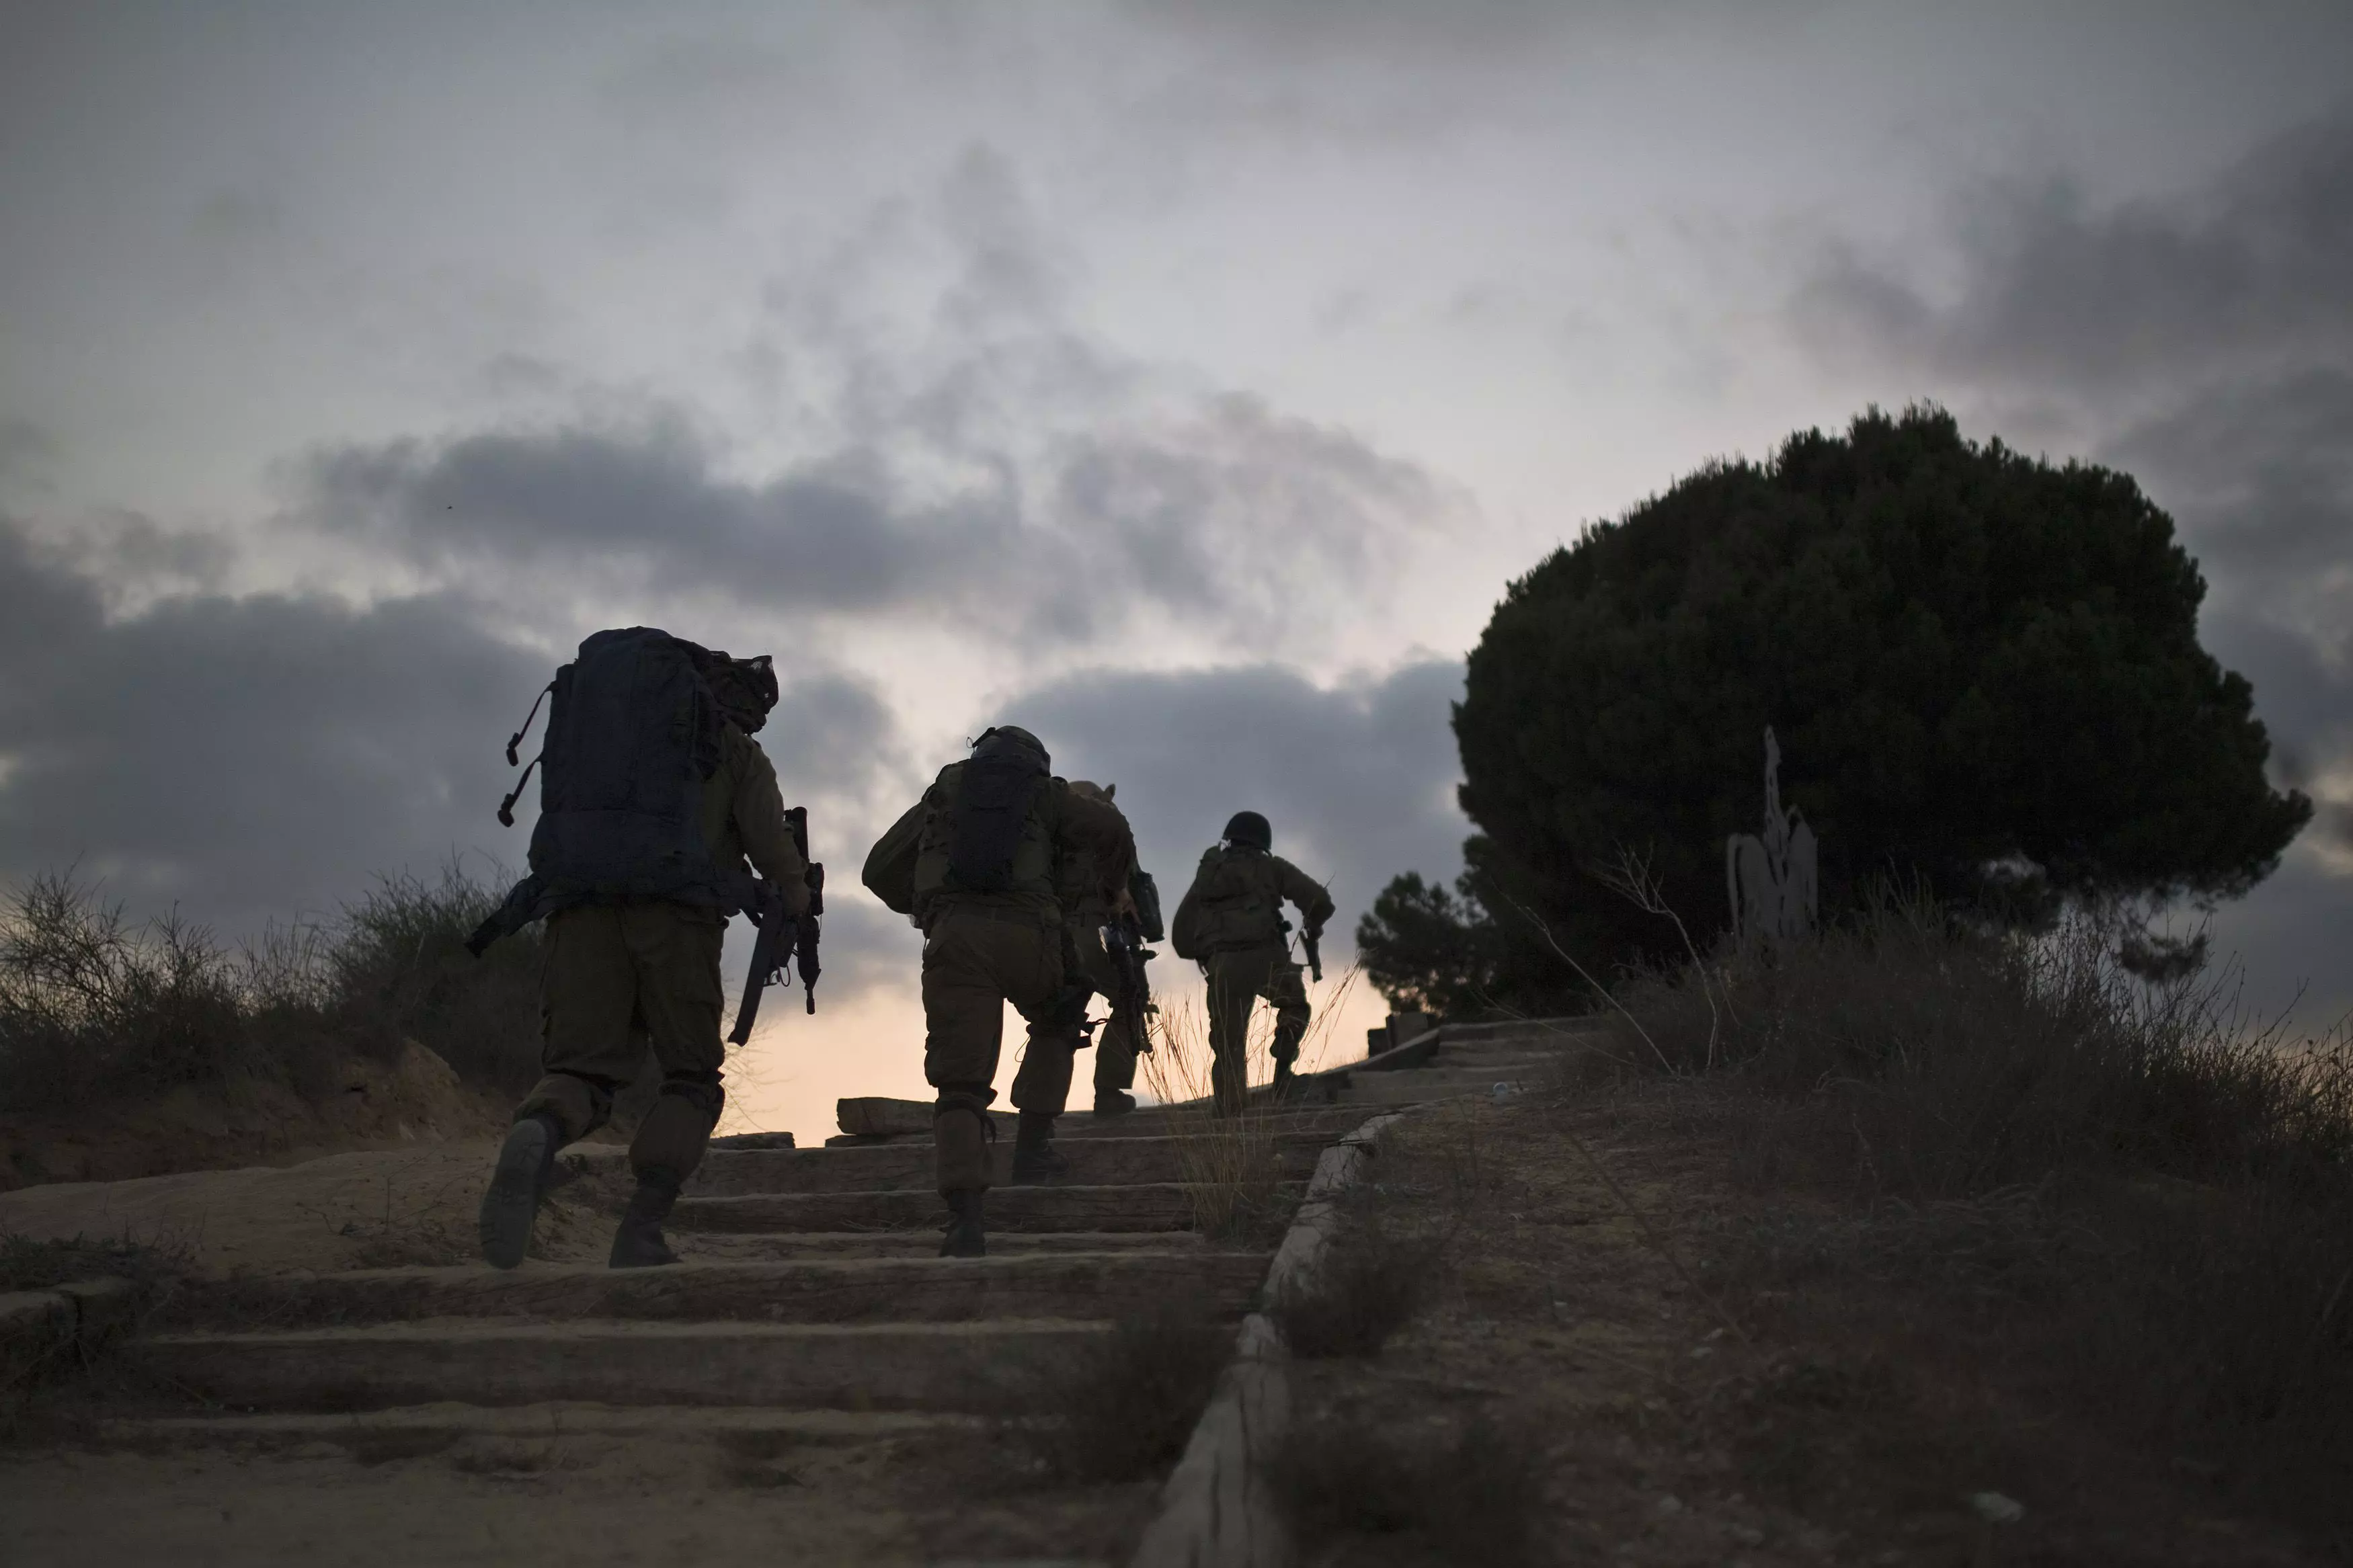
[1033,782,1143,1123]
[514,723,809,1184]
[864,731,1129,1211]
[1172,829,1334,1116]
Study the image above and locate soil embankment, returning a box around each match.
[1,1040,507,1195]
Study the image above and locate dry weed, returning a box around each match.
[1008,1305,1231,1483]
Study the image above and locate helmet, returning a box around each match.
[1221,811,1271,852]
[974,725,1049,770]
[707,654,779,733]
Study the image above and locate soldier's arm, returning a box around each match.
[1277,857,1336,935]
[1058,790,1136,907]
[731,734,811,915]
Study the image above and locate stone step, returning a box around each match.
[1335,1069,1529,1106]
[134,1317,1113,1413]
[1429,1048,1564,1072]
[1433,1017,1599,1043]
[682,1134,1325,1196]
[673,1182,1282,1235]
[836,1098,1019,1139]
[166,1251,1271,1330]
[104,1402,974,1446]
[672,1229,1214,1262]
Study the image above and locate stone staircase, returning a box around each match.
[60,1017,1593,1563]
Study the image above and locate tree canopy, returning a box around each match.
[1367,406,2311,1009]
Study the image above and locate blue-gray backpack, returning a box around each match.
[466,626,754,954]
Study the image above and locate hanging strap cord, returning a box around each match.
[497,753,541,827]
[506,682,555,767]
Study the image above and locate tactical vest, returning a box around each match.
[1181,845,1287,952]
[911,759,1058,921]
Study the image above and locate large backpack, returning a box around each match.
[1172,845,1283,956]
[467,627,753,952]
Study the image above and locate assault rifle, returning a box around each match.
[1301,925,1324,984]
[1102,913,1157,1055]
[729,807,825,1044]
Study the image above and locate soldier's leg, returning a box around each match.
[1263,959,1312,1091]
[922,913,1010,1206]
[1084,933,1140,1112]
[1008,924,1078,1178]
[1204,948,1273,1116]
[484,906,639,1268]
[608,905,727,1268]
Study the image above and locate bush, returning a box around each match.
[1267,1411,1542,1566]
[330,868,543,1098]
[1616,898,2353,1542]
[1011,1306,1232,1483]
[1608,895,2353,1198]
[0,864,545,1116]
[1269,1206,1443,1358]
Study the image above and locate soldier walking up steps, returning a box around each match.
[1171,811,1334,1116]
[1031,780,1150,1132]
[861,727,1130,1257]
[469,628,813,1271]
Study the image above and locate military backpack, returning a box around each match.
[467,626,755,952]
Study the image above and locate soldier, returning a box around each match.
[861,727,1130,1257]
[1170,811,1334,1115]
[1055,782,1152,1120]
[476,639,810,1272]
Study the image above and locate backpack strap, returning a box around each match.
[505,681,555,767]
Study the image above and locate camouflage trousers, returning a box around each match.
[1203,944,1310,1116]
[921,905,1066,1195]
[515,902,729,1184]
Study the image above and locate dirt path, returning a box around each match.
[3,1027,1577,1566]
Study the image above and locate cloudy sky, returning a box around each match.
[5,2,2348,1139]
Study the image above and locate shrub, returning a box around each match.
[1269,1205,1443,1358]
[1615,897,2353,1544]
[1012,1305,1231,1483]
[1268,1411,1542,1565]
[0,864,545,1116]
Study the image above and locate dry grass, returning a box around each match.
[1599,896,2353,1552]
[1267,1201,1443,1358]
[1267,1410,1544,1567]
[1138,962,1371,1243]
[0,864,545,1118]
[1008,1304,1232,1483]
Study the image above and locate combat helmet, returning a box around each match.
[1221,811,1272,852]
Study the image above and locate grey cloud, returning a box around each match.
[1790,104,2353,1028]
[308,416,1011,616]
[0,513,909,995]
[2112,367,2353,587]
[1800,108,2353,392]
[304,390,1450,653]
[993,658,1470,958]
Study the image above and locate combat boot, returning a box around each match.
[1269,1063,1306,1102]
[1011,1111,1071,1183]
[940,1190,986,1257]
[608,1171,683,1268]
[478,1112,561,1270]
[1092,1088,1136,1118]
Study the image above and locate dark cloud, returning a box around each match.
[993,658,1468,956]
[304,393,1447,653]
[1791,104,2353,1024]
[0,513,905,979]
[1800,108,2353,393]
[308,415,1009,616]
